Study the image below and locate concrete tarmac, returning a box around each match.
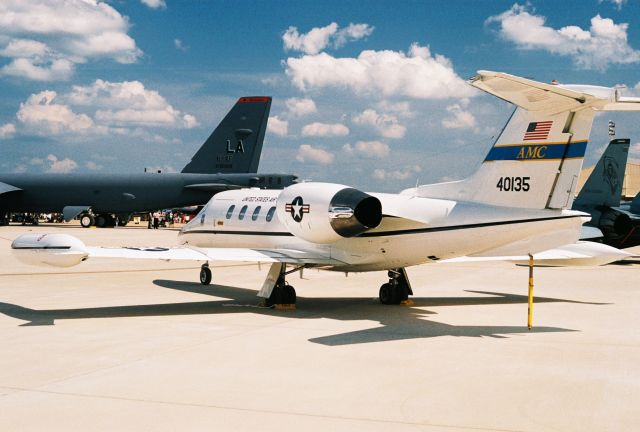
[0,223,638,431]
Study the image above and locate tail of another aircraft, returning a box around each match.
[573,139,629,209]
[181,96,272,174]
[409,71,640,209]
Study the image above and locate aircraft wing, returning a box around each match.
[441,241,631,266]
[85,245,339,265]
[10,233,340,267]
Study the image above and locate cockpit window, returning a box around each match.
[251,206,261,221]
[266,206,276,222]
[238,205,248,220]
[226,205,235,219]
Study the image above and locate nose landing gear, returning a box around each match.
[379,268,413,305]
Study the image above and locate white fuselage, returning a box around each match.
[178,188,588,272]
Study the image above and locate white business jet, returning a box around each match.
[12,71,639,306]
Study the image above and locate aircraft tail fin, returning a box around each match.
[181,96,272,174]
[631,192,640,214]
[408,71,640,210]
[573,139,629,209]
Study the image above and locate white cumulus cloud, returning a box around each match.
[599,0,627,10]
[285,43,474,99]
[441,103,476,129]
[296,144,335,164]
[267,116,288,137]
[16,80,196,137]
[486,4,640,71]
[373,165,421,180]
[343,140,390,158]
[285,97,317,117]
[46,154,78,173]
[0,123,16,139]
[141,0,166,9]
[17,91,96,135]
[283,22,373,55]
[85,161,103,170]
[68,79,197,128]
[0,0,141,81]
[301,122,349,137]
[353,109,406,139]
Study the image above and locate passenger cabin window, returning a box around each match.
[238,205,248,220]
[266,206,276,222]
[226,205,235,219]
[251,206,261,221]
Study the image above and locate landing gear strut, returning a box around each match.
[379,268,413,305]
[266,272,297,307]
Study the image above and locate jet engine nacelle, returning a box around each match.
[11,233,88,267]
[276,182,382,244]
[599,209,632,241]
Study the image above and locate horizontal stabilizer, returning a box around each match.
[0,181,21,195]
[471,71,596,112]
[580,225,604,240]
[442,241,630,266]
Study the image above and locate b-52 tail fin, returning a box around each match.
[181,96,272,174]
[573,138,629,209]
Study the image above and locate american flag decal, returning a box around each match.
[523,121,553,141]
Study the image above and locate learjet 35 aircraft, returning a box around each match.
[11,71,640,306]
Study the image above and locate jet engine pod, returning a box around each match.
[11,233,89,267]
[329,187,382,237]
[599,209,632,244]
[276,182,382,244]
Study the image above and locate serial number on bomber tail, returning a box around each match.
[496,176,530,192]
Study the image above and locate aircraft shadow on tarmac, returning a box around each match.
[0,279,609,345]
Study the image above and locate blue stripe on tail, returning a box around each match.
[484,141,588,162]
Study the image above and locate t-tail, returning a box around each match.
[181,96,272,174]
[407,71,640,209]
[573,138,629,210]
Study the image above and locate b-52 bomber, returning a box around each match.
[11,71,639,308]
[0,97,295,227]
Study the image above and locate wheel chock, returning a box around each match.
[400,300,414,306]
[274,304,296,310]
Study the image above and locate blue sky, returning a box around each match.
[1,0,639,191]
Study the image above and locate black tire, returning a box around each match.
[397,283,409,302]
[104,214,116,227]
[200,266,212,285]
[284,285,296,304]
[95,215,107,228]
[379,283,393,305]
[80,214,94,228]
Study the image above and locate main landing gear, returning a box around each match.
[199,262,297,308]
[79,212,130,228]
[265,270,297,307]
[379,268,413,305]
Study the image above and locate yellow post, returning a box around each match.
[528,253,534,330]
